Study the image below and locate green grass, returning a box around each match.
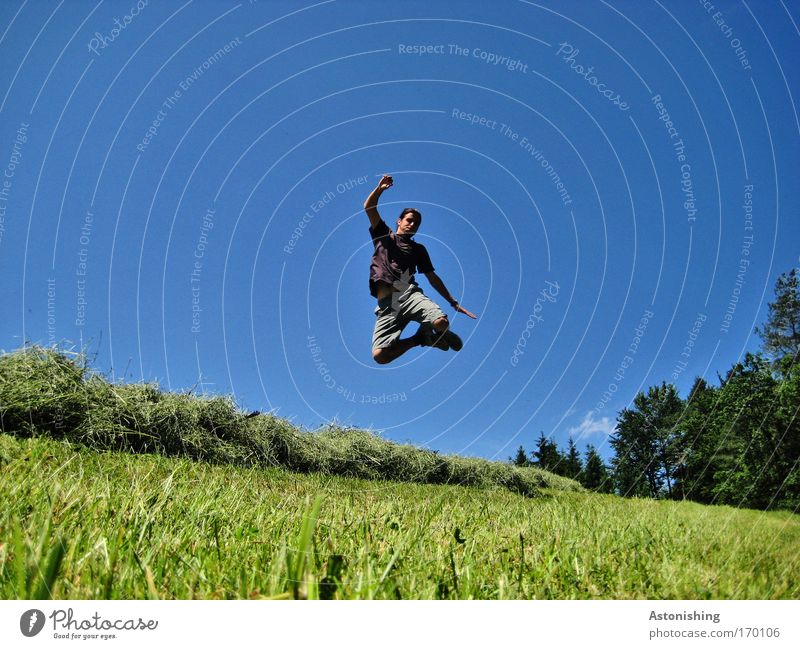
[1,433,798,599]
[1,346,798,599]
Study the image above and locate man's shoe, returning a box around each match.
[416,324,450,351]
[441,328,463,352]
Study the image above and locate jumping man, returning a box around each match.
[364,174,477,365]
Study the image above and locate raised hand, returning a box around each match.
[378,174,393,191]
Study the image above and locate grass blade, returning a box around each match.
[290,494,323,599]
[33,537,66,600]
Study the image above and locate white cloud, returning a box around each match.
[568,410,616,441]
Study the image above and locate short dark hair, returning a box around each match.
[397,207,422,222]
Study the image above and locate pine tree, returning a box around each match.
[532,432,563,473]
[512,445,529,467]
[563,437,583,481]
[610,268,800,510]
[673,377,720,503]
[610,383,684,499]
[755,268,800,363]
[677,315,800,509]
[709,353,780,508]
[773,356,800,509]
[583,445,612,492]
[747,268,800,509]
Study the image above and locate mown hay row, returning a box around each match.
[0,346,581,496]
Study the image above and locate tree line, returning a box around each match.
[511,268,799,511]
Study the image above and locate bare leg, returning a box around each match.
[372,334,422,364]
[431,315,463,351]
[433,316,449,332]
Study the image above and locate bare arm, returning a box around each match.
[364,174,393,229]
[425,271,478,319]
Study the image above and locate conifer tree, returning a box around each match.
[709,353,781,508]
[532,431,563,473]
[755,268,800,363]
[512,445,529,467]
[610,383,683,499]
[610,267,800,510]
[673,377,720,503]
[563,437,583,481]
[583,444,612,492]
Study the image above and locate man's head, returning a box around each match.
[396,208,422,236]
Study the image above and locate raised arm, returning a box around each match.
[364,174,393,229]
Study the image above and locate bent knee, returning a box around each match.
[372,348,391,364]
[433,316,449,331]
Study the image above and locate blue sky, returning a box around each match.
[0,0,798,461]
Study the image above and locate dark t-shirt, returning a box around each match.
[368,219,434,297]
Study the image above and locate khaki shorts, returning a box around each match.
[371,285,446,350]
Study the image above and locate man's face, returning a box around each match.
[396,211,421,236]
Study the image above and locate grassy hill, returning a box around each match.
[1,347,798,599]
[0,346,577,497]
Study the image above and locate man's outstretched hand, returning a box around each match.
[454,304,478,319]
[377,174,393,191]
